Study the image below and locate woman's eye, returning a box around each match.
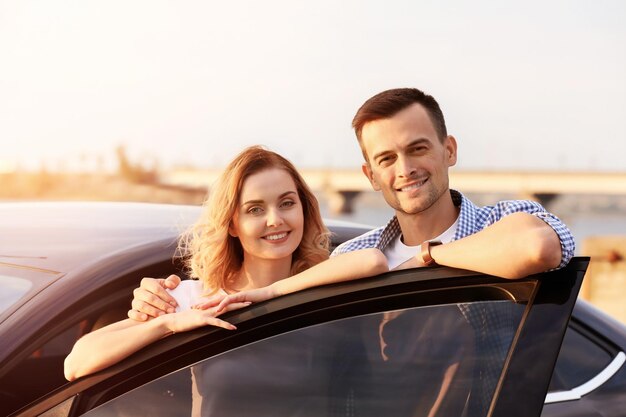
[248,207,263,214]
[280,200,295,208]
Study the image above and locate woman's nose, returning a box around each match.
[266,209,284,227]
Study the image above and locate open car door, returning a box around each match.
[15,258,588,417]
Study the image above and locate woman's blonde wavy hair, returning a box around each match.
[179,146,330,292]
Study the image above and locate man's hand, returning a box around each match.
[127,275,181,322]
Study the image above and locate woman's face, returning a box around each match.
[230,168,305,263]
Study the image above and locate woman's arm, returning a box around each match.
[212,248,388,312]
[64,308,238,381]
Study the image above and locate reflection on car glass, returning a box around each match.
[84,300,525,417]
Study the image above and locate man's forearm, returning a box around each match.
[430,212,562,279]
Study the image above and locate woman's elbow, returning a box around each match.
[64,344,94,381]
[64,355,79,381]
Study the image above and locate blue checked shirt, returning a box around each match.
[332,189,575,269]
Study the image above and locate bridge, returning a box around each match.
[161,169,626,214]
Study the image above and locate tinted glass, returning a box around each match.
[0,275,32,314]
[548,325,613,391]
[85,300,525,417]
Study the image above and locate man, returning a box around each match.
[128,87,574,319]
[333,87,573,275]
[334,88,574,416]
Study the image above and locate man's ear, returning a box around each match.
[361,163,381,191]
[444,135,458,167]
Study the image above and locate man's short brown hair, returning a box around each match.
[352,88,448,161]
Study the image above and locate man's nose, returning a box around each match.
[396,156,417,178]
[266,209,284,227]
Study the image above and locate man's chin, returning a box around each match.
[396,198,439,216]
[398,206,429,216]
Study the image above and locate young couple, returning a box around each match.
[64,87,575,381]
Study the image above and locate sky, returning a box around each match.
[1,0,625,172]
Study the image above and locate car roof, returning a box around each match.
[0,202,200,275]
[0,202,373,275]
[0,202,372,327]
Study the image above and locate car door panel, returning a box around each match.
[14,258,588,417]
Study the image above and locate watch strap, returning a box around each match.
[421,240,443,266]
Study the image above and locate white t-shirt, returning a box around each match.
[167,280,226,312]
[385,216,460,269]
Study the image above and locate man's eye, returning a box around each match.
[378,156,393,166]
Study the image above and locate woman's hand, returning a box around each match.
[161,300,252,333]
[214,286,279,313]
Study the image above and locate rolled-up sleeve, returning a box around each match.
[489,200,575,269]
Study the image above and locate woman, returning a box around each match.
[64,146,389,381]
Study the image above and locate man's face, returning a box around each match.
[360,103,457,216]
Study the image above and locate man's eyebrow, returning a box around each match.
[372,138,431,161]
[372,149,394,162]
[241,191,297,206]
[405,138,431,148]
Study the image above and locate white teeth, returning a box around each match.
[400,179,427,192]
[265,232,288,241]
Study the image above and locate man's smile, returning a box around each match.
[397,177,428,192]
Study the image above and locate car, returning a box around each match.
[0,202,623,417]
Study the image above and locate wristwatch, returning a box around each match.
[421,240,442,266]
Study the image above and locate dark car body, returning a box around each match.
[0,202,624,417]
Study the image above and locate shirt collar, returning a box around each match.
[376,189,469,251]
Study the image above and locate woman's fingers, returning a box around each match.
[204,316,237,331]
[168,309,237,333]
[216,287,275,313]
[206,317,237,330]
[216,294,246,313]
[192,293,227,310]
[218,301,252,314]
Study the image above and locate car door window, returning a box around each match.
[82,300,525,417]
